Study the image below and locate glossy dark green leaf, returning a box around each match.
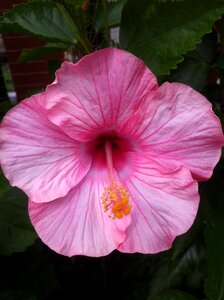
[0,175,37,255]
[18,42,68,63]
[204,210,224,300]
[150,289,198,300]
[120,0,224,75]
[2,1,77,43]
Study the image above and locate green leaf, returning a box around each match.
[171,211,204,260]
[120,0,224,75]
[1,64,15,93]
[0,15,26,34]
[94,0,127,32]
[204,210,224,300]
[63,0,84,4]
[148,238,206,298]
[150,289,198,300]
[2,1,77,43]
[160,57,210,91]
[18,42,68,63]
[0,171,11,197]
[0,288,37,300]
[159,32,217,91]
[0,174,37,255]
[0,102,13,121]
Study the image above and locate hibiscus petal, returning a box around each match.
[42,48,158,141]
[118,156,199,254]
[123,82,224,180]
[29,169,131,257]
[0,94,91,203]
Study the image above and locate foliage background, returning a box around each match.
[0,1,224,299]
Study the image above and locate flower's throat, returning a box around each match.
[101,141,131,219]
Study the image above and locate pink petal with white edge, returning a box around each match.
[29,167,131,257]
[0,94,92,203]
[122,82,224,180]
[118,155,199,254]
[42,48,158,141]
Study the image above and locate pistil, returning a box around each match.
[104,140,115,183]
[101,141,132,219]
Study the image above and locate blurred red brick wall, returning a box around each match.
[0,0,63,100]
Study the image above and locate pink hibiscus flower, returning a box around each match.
[0,48,223,257]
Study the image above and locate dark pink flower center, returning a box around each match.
[87,131,134,169]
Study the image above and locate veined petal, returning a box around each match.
[0,94,91,203]
[29,167,131,257]
[123,82,224,180]
[42,48,158,141]
[118,155,199,254]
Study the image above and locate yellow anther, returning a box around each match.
[114,210,123,219]
[123,205,131,216]
[121,198,128,206]
[101,181,131,219]
[112,202,122,213]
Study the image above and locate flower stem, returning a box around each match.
[56,3,93,54]
[102,0,110,46]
